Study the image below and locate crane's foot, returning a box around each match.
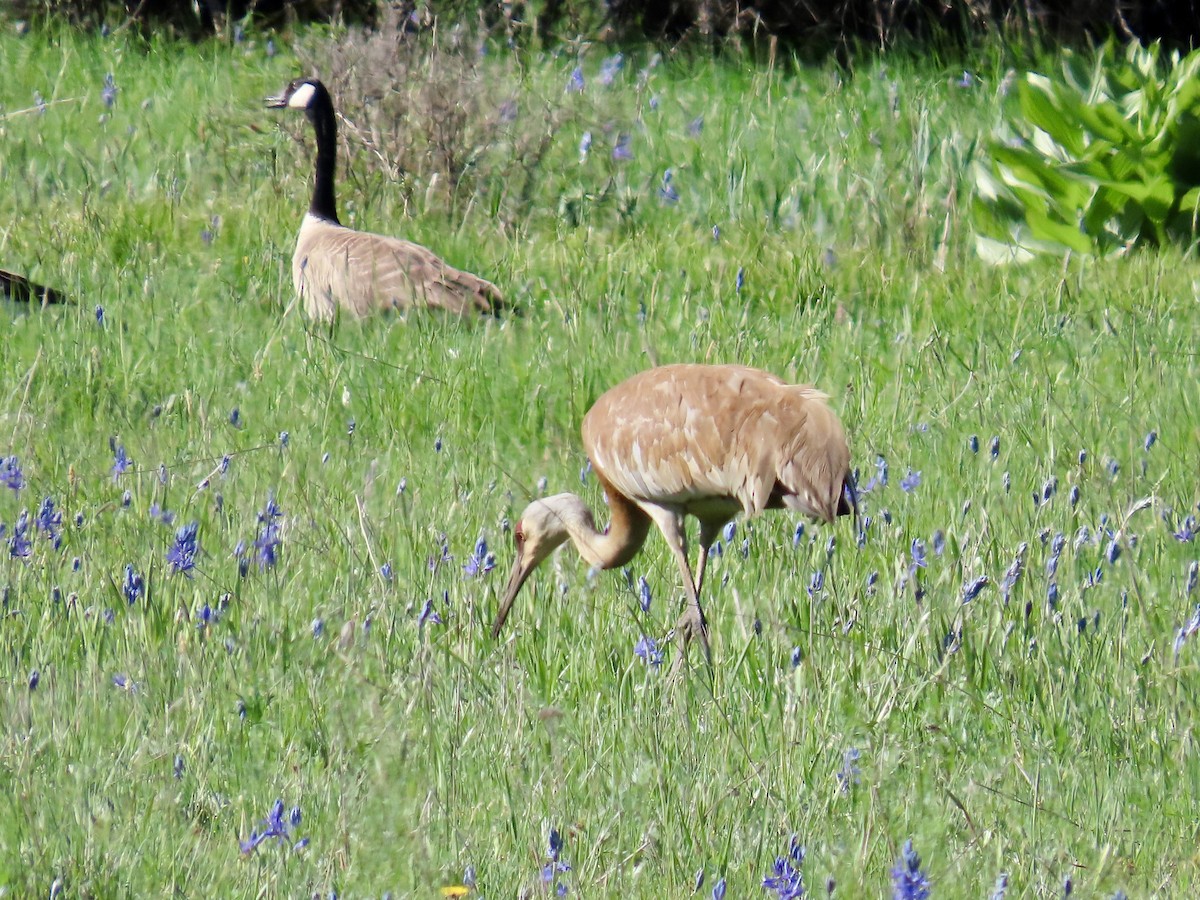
[667,608,712,683]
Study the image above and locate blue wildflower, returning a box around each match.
[891,839,930,900]
[95,304,105,324]
[791,646,802,667]
[1106,458,1119,478]
[312,618,324,638]
[418,598,442,629]
[240,798,307,854]
[658,169,681,205]
[101,72,117,107]
[990,873,1008,900]
[793,522,805,547]
[1069,485,1080,508]
[634,635,663,668]
[956,70,975,88]
[1000,543,1027,602]
[1144,431,1157,451]
[265,38,276,57]
[612,132,633,160]
[229,407,241,428]
[35,496,62,547]
[836,747,861,792]
[174,754,185,779]
[762,834,806,899]
[428,538,452,572]
[1105,539,1121,565]
[34,91,47,115]
[808,569,825,598]
[381,561,393,582]
[149,503,174,526]
[688,114,705,136]
[931,530,945,556]
[1042,477,1057,502]
[712,877,726,900]
[29,669,39,691]
[900,470,921,493]
[910,539,927,571]
[1173,515,1195,542]
[167,521,200,576]
[278,431,289,449]
[9,510,31,558]
[1187,561,1198,596]
[111,441,133,480]
[862,455,888,492]
[123,563,144,604]
[735,266,745,294]
[639,576,652,612]
[989,436,1000,459]
[112,673,135,691]
[968,435,979,454]
[566,66,584,93]
[1047,581,1059,609]
[962,575,989,604]
[598,53,624,85]
[578,130,592,161]
[0,457,24,493]
[196,603,220,629]
[542,826,571,895]
[254,493,283,569]
[463,537,496,577]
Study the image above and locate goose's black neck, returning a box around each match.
[306,84,340,224]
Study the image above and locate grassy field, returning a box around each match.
[0,19,1198,898]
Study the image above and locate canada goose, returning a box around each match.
[266,78,504,320]
[0,268,67,305]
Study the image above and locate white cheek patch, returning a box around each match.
[288,82,317,109]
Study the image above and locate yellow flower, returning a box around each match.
[439,887,470,898]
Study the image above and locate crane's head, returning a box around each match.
[490,495,583,639]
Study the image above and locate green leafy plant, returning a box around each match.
[974,40,1200,261]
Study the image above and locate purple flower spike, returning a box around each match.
[891,839,931,900]
[167,522,200,576]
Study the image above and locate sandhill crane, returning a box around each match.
[492,363,855,671]
[266,78,503,320]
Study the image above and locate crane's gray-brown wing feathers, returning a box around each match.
[583,364,849,522]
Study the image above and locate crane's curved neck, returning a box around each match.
[305,91,340,224]
[562,481,651,570]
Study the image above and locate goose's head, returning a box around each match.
[266,78,328,111]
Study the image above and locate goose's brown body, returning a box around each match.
[269,78,502,320]
[293,213,502,319]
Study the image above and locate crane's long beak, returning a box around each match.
[491,555,534,638]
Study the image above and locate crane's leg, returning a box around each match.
[642,506,712,674]
[693,518,729,602]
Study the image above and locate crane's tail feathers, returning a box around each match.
[838,469,861,537]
